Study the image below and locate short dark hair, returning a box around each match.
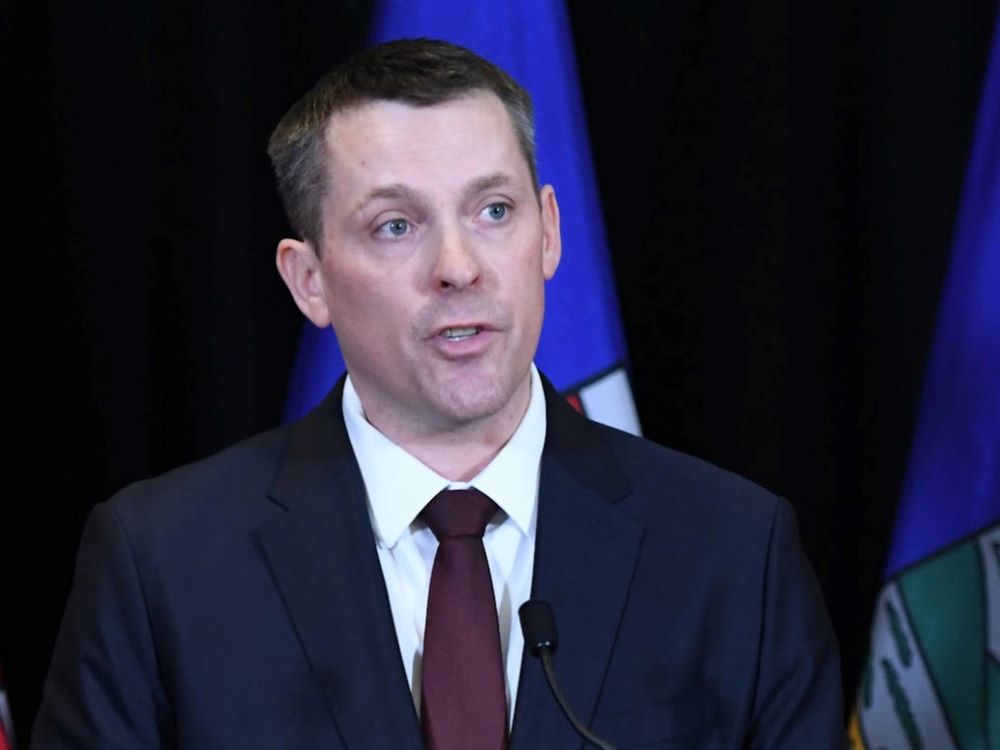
[267,38,538,252]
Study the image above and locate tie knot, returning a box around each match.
[421,488,499,541]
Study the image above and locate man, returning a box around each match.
[33,39,845,748]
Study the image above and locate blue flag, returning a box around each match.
[851,13,1000,750]
[283,0,640,435]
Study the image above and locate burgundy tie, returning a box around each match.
[420,488,508,750]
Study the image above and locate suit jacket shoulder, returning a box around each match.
[519,376,846,749]
[34,382,427,750]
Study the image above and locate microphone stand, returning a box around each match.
[519,600,619,750]
[536,646,619,750]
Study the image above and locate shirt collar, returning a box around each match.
[342,365,547,548]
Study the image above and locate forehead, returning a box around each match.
[320,93,530,197]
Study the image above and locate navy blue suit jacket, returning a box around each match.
[33,376,846,748]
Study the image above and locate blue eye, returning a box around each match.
[484,203,509,221]
[378,218,409,237]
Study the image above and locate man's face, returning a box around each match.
[294,92,560,439]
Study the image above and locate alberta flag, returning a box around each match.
[283,0,640,436]
[0,664,13,750]
[850,13,1000,750]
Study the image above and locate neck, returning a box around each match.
[400,420,519,481]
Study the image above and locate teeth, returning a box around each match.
[442,327,480,340]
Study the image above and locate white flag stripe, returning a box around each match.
[978,526,1000,663]
[578,368,642,436]
[857,582,956,750]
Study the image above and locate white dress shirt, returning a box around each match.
[342,365,546,726]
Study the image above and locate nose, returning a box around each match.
[431,225,481,291]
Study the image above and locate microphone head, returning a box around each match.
[519,599,558,655]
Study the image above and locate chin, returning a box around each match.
[430,372,527,427]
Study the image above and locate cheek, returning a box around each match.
[510,264,546,330]
[323,267,388,343]
[333,273,417,352]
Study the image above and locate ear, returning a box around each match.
[275,238,332,328]
[538,184,562,280]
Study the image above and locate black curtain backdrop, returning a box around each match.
[7,0,997,742]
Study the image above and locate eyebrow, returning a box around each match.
[352,172,518,214]
[353,183,420,214]
[463,172,514,199]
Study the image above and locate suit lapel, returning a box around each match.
[255,381,424,750]
[251,375,640,749]
[511,379,643,749]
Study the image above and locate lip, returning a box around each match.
[427,323,498,359]
[427,321,496,339]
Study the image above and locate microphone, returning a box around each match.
[518,600,619,750]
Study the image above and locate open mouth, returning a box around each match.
[441,326,482,342]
